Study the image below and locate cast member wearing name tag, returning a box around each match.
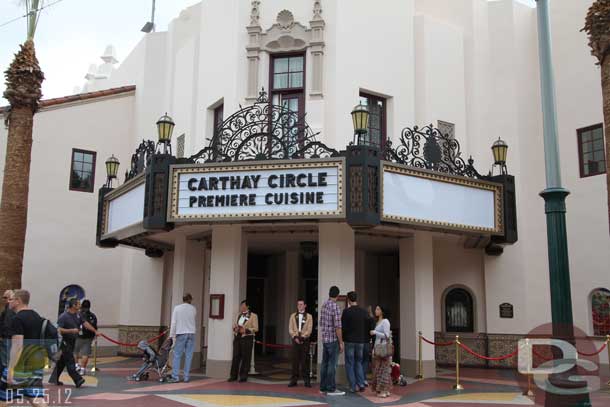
[228,300,259,383]
[288,299,313,387]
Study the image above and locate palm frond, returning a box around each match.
[19,0,44,40]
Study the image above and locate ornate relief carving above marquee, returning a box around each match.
[246,1,326,101]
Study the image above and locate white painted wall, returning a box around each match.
[0,94,136,329]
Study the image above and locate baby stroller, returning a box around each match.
[131,337,173,382]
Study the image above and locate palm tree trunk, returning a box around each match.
[603,55,610,234]
[0,107,33,291]
[0,40,44,293]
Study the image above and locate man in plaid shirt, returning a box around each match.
[318,286,345,395]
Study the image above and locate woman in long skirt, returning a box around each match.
[370,305,392,398]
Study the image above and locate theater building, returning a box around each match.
[1,0,609,379]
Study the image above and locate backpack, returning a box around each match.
[40,319,60,362]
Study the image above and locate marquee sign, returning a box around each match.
[103,175,146,236]
[168,158,345,222]
[381,162,503,234]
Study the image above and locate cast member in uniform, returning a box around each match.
[288,298,313,387]
[228,300,258,382]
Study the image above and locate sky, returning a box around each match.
[0,0,536,105]
[0,0,200,104]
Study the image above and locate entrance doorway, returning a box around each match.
[245,240,319,377]
[356,236,400,361]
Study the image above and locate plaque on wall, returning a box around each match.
[499,303,514,319]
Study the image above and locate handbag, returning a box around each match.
[373,332,393,358]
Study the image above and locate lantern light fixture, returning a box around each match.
[156,113,175,154]
[491,137,508,175]
[351,103,370,146]
[105,155,120,188]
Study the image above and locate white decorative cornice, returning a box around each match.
[249,0,261,27]
[313,0,322,21]
[277,10,295,30]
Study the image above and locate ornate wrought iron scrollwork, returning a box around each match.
[381,125,482,178]
[125,140,156,182]
[190,89,339,163]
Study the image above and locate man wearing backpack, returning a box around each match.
[75,300,97,375]
[5,289,48,406]
[49,298,95,387]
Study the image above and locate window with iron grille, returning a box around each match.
[359,92,387,148]
[270,54,305,144]
[591,288,610,336]
[445,288,474,333]
[577,124,606,177]
[69,149,96,192]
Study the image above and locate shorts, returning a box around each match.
[75,337,94,356]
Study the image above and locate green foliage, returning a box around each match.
[20,0,44,40]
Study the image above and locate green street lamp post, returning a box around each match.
[535,1,590,405]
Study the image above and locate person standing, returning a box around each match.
[0,290,15,370]
[75,299,98,375]
[319,286,345,396]
[49,298,90,387]
[167,293,197,383]
[362,305,375,387]
[5,289,48,406]
[370,305,392,398]
[288,298,313,388]
[341,291,368,393]
[228,300,258,383]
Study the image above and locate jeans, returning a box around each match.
[344,342,365,390]
[362,342,371,383]
[0,338,10,370]
[172,333,195,380]
[320,341,339,392]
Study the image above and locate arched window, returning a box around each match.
[58,285,85,317]
[445,287,474,333]
[591,288,610,336]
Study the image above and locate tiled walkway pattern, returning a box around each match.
[38,357,610,407]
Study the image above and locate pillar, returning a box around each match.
[171,235,205,370]
[400,232,436,378]
[206,225,247,378]
[317,223,355,382]
[279,250,299,346]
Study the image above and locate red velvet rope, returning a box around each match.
[458,342,518,361]
[576,341,608,357]
[532,348,553,361]
[255,340,317,349]
[421,336,454,347]
[100,330,168,347]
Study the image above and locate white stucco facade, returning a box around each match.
[1,0,608,375]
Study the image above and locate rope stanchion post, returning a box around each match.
[90,337,99,374]
[522,338,534,397]
[452,335,464,391]
[249,341,259,375]
[415,331,423,380]
[309,342,316,380]
[607,335,610,387]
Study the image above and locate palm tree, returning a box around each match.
[0,1,45,291]
[583,0,610,233]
